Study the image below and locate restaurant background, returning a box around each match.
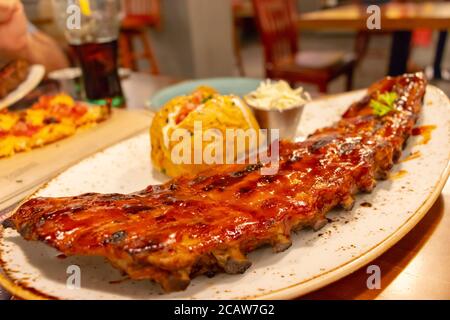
[21,0,450,95]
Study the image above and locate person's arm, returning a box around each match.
[24,28,70,72]
[0,0,69,72]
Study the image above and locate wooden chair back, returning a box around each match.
[122,0,161,27]
[252,0,299,67]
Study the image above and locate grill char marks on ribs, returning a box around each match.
[6,74,427,292]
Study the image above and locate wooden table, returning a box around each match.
[0,77,448,300]
[298,3,450,31]
[297,2,450,76]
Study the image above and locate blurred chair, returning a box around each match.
[232,0,250,76]
[119,0,161,74]
[252,0,356,93]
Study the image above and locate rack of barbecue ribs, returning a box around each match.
[5,73,427,292]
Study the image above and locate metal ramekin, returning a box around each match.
[247,103,306,140]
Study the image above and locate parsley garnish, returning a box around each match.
[370,91,398,116]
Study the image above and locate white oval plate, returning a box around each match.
[0,64,46,110]
[0,86,449,300]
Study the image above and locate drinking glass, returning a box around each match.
[52,0,126,108]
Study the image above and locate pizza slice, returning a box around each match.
[0,94,110,158]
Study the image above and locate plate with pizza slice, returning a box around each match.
[0,94,110,158]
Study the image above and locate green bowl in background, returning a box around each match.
[148,77,262,111]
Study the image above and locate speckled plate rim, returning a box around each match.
[0,85,449,300]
